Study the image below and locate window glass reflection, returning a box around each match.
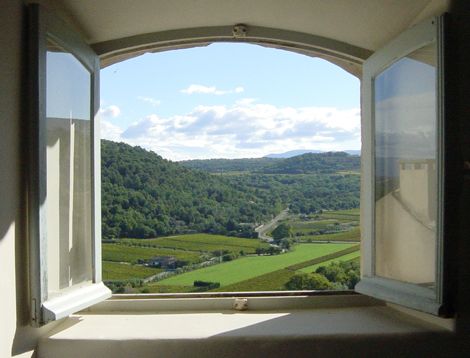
[374,43,437,289]
[46,38,93,296]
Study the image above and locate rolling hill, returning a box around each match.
[101,140,360,240]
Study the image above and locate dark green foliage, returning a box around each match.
[101,140,360,240]
[180,157,280,173]
[263,152,360,174]
[224,173,360,215]
[181,151,360,174]
[193,280,220,291]
[284,272,334,290]
[104,278,145,294]
[101,140,280,239]
[315,260,360,289]
[284,256,360,291]
[255,246,282,255]
[271,223,292,240]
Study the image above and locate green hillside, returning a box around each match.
[180,151,360,174]
[101,140,281,239]
[101,140,360,240]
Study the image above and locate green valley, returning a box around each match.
[101,140,361,293]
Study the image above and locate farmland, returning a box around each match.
[102,261,162,280]
[153,243,355,287]
[298,251,361,273]
[119,234,269,254]
[102,243,203,264]
[286,208,360,243]
[102,210,361,293]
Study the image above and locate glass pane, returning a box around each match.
[46,38,93,296]
[374,43,437,290]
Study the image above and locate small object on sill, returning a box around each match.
[233,297,248,311]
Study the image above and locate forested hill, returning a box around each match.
[178,157,279,173]
[263,152,360,174]
[101,140,282,240]
[101,140,360,240]
[180,151,360,174]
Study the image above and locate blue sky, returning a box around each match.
[100,43,360,161]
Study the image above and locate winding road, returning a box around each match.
[255,208,289,242]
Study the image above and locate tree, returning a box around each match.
[271,223,292,241]
[284,273,333,290]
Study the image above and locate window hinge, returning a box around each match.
[31,298,38,323]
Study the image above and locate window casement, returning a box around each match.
[27,4,110,326]
[355,16,452,316]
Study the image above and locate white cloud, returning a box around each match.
[137,96,161,107]
[110,102,360,161]
[236,98,257,105]
[99,105,121,118]
[100,120,123,141]
[181,84,245,95]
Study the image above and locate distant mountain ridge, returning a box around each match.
[180,151,360,174]
[265,149,361,158]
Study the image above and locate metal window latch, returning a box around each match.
[233,297,249,311]
[232,24,248,38]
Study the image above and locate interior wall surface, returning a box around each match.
[0,1,60,357]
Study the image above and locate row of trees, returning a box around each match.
[284,260,360,290]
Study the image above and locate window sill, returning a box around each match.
[37,294,455,358]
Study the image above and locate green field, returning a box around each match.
[298,251,361,273]
[102,243,202,264]
[297,227,360,242]
[290,219,346,235]
[155,243,354,288]
[319,208,360,220]
[211,269,296,292]
[279,209,360,243]
[119,234,268,254]
[102,261,162,280]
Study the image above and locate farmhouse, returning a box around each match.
[146,256,177,269]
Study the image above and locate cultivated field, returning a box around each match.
[119,233,269,254]
[297,227,360,242]
[102,261,162,280]
[102,211,361,293]
[153,243,355,288]
[286,208,360,243]
[298,251,361,273]
[102,243,202,264]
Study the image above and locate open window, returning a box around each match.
[27,1,451,325]
[356,16,450,316]
[27,4,110,326]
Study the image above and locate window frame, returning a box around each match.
[27,4,452,323]
[27,4,110,327]
[355,16,450,316]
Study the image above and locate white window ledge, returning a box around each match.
[37,294,456,358]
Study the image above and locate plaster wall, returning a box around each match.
[0,1,60,357]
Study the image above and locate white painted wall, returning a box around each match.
[0,1,61,357]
